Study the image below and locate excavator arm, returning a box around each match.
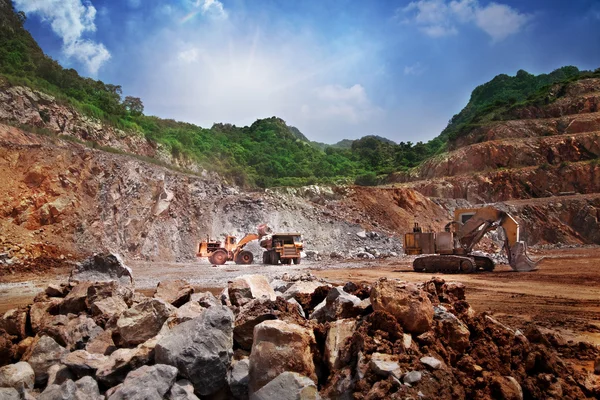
[456,206,541,272]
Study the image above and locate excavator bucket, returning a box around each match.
[508,242,542,272]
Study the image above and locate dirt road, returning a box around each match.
[313,247,600,345]
[1,247,599,345]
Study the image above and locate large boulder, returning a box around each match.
[47,364,74,386]
[116,298,175,346]
[61,350,108,378]
[59,282,93,315]
[0,330,15,367]
[0,308,28,339]
[167,379,201,400]
[155,280,194,307]
[0,361,35,390]
[85,329,116,355]
[250,372,319,400]
[167,302,205,328]
[370,278,433,334]
[95,336,158,386]
[433,306,471,353]
[282,281,324,302]
[107,364,178,400]
[190,291,220,308]
[63,315,103,350]
[70,253,133,286]
[30,298,62,334]
[155,306,234,396]
[22,335,68,386]
[90,297,129,326]
[324,319,356,371]
[0,388,20,400]
[309,287,362,323]
[39,376,103,400]
[229,275,277,307]
[86,281,134,306]
[234,297,305,350]
[249,320,317,393]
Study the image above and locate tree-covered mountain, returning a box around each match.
[441,66,600,143]
[1,0,598,187]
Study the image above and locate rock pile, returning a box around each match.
[0,256,599,399]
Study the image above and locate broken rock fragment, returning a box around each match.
[154,280,194,307]
[70,253,133,286]
[22,335,68,386]
[250,371,319,400]
[229,275,277,307]
[116,298,175,346]
[155,306,234,396]
[107,364,178,400]
[370,278,433,334]
[0,361,35,390]
[249,320,317,393]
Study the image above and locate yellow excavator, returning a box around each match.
[197,224,271,265]
[404,206,541,273]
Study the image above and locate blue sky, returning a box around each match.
[14,0,600,143]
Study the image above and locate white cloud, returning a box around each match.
[177,48,199,64]
[402,0,531,41]
[64,40,111,75]
[474,3,531,42]
[404,62,425,76]
[196,0,227,19]
[312,84,381,124]
[13,0,110,74]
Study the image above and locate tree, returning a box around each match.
[123,96,144,116]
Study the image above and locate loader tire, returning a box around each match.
[293,257,301,265]
[235,251,254,265]
[262,252,269,264]
[211,250,228,265]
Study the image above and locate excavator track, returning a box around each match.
[413,255,493,274]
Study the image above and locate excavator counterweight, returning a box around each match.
[405,207,542,273]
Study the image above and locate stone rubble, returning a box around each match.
[0,255,598,399]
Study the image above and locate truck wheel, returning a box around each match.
[270,251,279,265]
[211,250,228,265]
[236,251,254,265]
[293,257,301,265]
[208,254,215,264]
[262,252,269,264]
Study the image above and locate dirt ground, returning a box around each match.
[1,247,599,346]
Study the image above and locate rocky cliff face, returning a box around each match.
[384,78,600,246]
[0,81,203,174]
[451,78,600,150]
[1,124,428,266]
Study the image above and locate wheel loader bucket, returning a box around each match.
[508,242,542,272]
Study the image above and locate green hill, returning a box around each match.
[441,66,600,144]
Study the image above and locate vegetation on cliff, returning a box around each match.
[442,66,600,143]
